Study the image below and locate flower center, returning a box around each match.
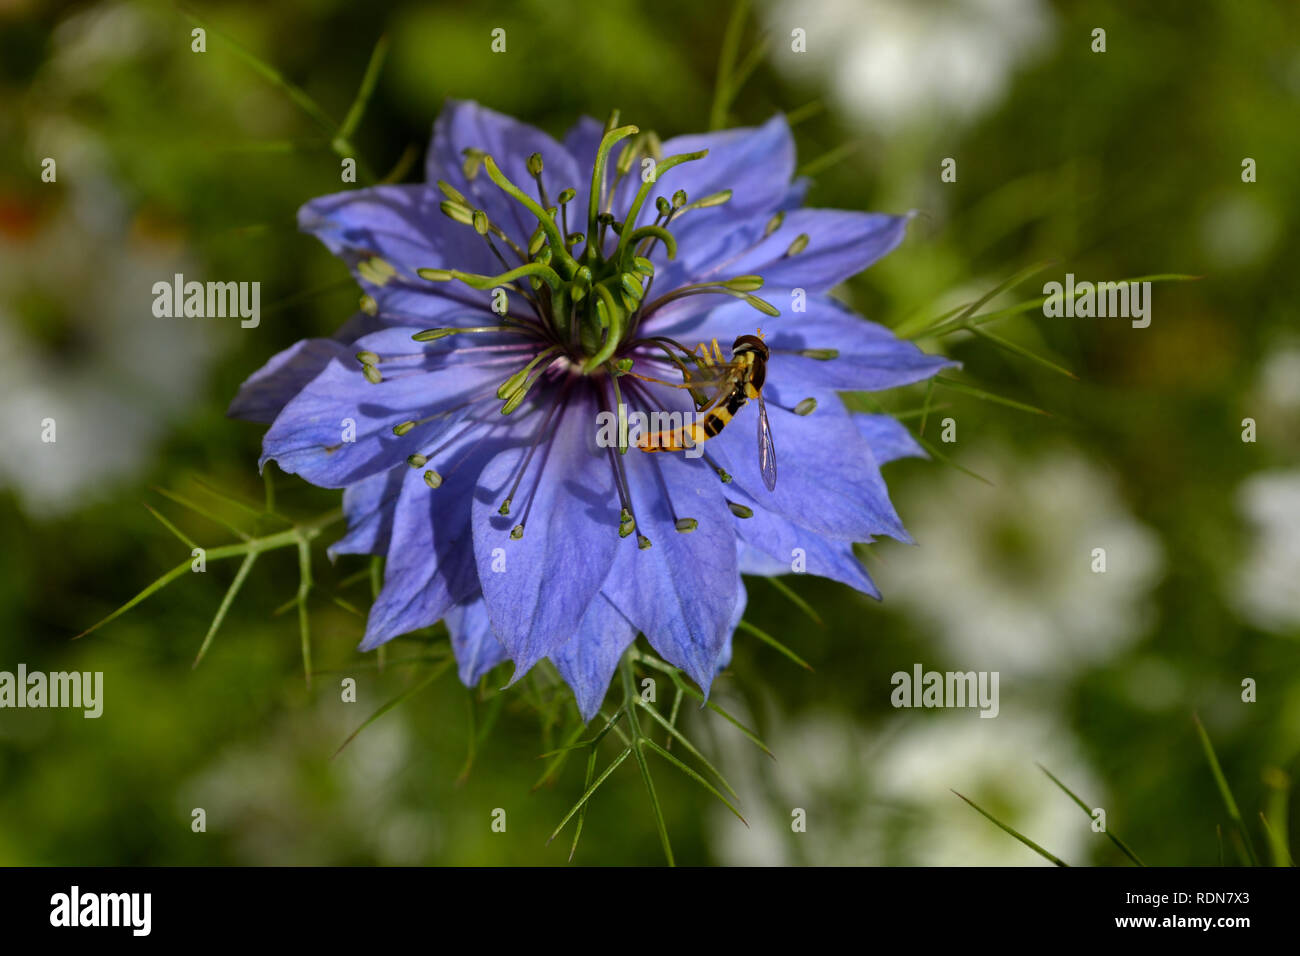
[412,110,779,405]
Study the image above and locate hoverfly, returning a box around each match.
[634,332,777,491]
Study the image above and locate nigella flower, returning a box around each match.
[230,100,953,720]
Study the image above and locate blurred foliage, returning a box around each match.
[0,0,1296,865]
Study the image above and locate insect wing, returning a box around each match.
[756,391,777,490]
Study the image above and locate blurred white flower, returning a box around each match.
[878,446,1164,676]
[1234,470,1300,634]
[180,699,437,865]
[707,703,1104,865]
[762,0,1054,131]
[1255,343,1300,413]
[0,191,220,517]
[1198,193,1283,271]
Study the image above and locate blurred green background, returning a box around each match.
[1,0,1297,865]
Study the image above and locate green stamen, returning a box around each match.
[587,124,640,249]
[613,150,708,266]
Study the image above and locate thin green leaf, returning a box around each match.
[1258,812,1292,867]
[296,537,313,688]
[709,0,751,130]
[964,324,1078,380]
[737,619,813,671]
[664,685,684,752]
[458,690,506,785]
[637,656,774,758]
[74,559,193,640]
[379,142,420,185]
[143,503,197,551]
[636,698,739,799]
[912,433,995,486]
[644,738,747,825]
[896,259,1056,339]
[764,576,823,627]
[1037,764,1144,866]
[181,9,339,136]
[546,746,632,844]
[934,375,1051,417]
[192,552,258,668]
[887,403,953,423]
[337,34,389,142]
[1194,714,1259,865]
[191,477,266,520]
[622,656,674,865]
[784,99,824,127]
[325,592,364,617]
[919,378,936,437]
[181,8,373,179]
[151,486,252,541]
[1263,768,1293,866]
[798,141,860,179]
[570,744,599,862]
[263,466,276,513]
[957,273,1203,336]
[332,661,451,759]
[953,790,1069,866]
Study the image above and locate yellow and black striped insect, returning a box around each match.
[635,332,777,491]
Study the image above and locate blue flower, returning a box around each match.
[229,100,954,720]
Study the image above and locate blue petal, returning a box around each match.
[445,596,511,686]
[642,114,795,232]
[260,327,521,488]
[328,464,405,560]
[361,420,515,650]
[655,210,910,302]
[562,114,794,261]
[706,392,910,543]
[427,99,582,251]
[299,183,500,320]
[471,392,621,678]
[562,115,605,169]
[600,449,738,695]
[733,502,881,597]
[712,577,749,674]
[227,338,350,424]
[652,294,956,393]
[549,594,638,722]
[855,413,927,465]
